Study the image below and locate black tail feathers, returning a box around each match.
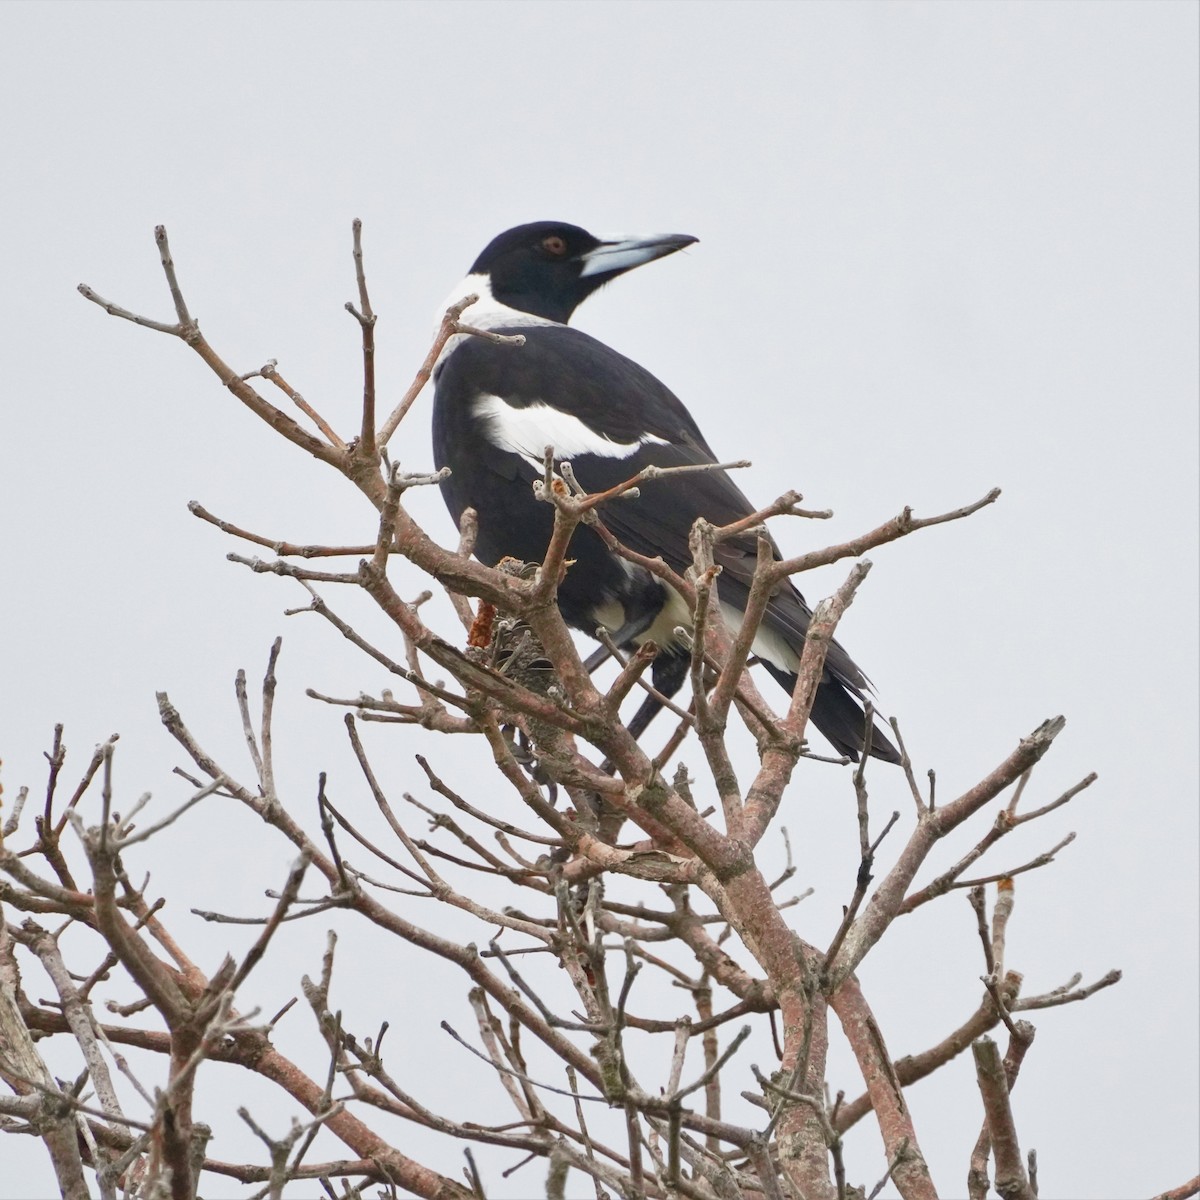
[761,662,901,764]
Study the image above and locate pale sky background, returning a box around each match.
[1,3,1197,1197]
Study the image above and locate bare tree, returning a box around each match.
[2,220,1165,1200]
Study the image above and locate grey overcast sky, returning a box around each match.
[1,2,1196,1196]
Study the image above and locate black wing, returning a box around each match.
[434,324,897,760]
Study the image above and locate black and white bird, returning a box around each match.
[431,222,899,763]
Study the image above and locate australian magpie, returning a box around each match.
[431,222,900,763]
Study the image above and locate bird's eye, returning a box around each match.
[541,235,568,257]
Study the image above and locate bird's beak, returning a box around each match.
[578,233,699,278]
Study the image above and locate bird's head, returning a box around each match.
[464,222,698,324]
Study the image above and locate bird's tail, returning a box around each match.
[761,663,901,764]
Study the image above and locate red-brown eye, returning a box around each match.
[541,235,567,257]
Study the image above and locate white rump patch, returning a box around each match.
[473,395,668,471]
[638,588,694,649]
[634,596,799,676]
[720,601,800,674]
[590,598,627,634]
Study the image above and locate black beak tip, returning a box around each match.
[668,234,699,252]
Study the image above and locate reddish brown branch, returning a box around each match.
[1152,1177,1200,1200]
[378,296,524,445]
[827,717,1067,987]
[969,1031,1036,1200]
[346,218,378,459]
[243,360,346,449]
[830,976,936,1200]
[836,971,1023,1133]
[769,489,1002,582]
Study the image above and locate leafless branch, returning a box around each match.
[41,223,1127,1200]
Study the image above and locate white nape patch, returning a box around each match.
[634,595,799,675]
[473,394,668,471]
[433,274,557,368]
[434,274,555,334]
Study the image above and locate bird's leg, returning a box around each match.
[595,650,693,779]
[582,644,612,673]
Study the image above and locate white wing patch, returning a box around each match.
[473,394,668,470]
